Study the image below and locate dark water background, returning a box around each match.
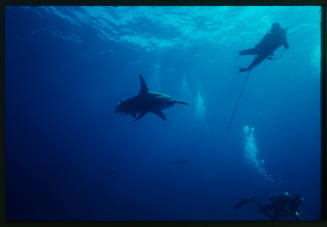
[5,6,321,221]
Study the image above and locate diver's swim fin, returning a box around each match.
[234,197,266,210]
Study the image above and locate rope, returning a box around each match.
[227,71,251,131]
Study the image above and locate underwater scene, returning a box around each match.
[5,6,321,221]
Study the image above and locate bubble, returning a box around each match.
[243,125,274,183]
[243,125,250,134]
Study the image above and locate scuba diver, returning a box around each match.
[238,22,289,72]
[234,192,304,221]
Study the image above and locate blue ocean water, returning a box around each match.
[5,6,321,221]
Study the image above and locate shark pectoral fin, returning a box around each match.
[134,112,147,122]
[152,110,166,121]
[137,75,149,96]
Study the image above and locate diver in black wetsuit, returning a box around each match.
[234,192,304,220]
[238,22,289,72]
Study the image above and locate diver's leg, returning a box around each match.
[234,198,265,210]
[239,54,266,72]
[247,54,267,71]
[239,48,258,55]
[234,198,253,210]
[239,67,250,72]
[235,199,279,220]
[251,200,266,210]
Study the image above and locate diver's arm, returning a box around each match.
[282,32,289,49]
[294,211,304,221]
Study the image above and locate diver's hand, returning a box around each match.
[295,211,304,221]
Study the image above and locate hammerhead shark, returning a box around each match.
[116,75,189,121]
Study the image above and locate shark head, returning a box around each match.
[115,74,149,117]
[115,99,128,114]
[115,99,137,118]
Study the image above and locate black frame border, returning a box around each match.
[1,0,326,226]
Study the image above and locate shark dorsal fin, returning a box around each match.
[138,74,149,96]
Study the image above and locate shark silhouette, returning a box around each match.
[116,75,189,121]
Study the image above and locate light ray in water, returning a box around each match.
[181,75,192,98]
[152,62,161,90]
[243,125,274,183]
[195,91,206,120]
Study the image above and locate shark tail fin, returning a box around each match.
[175,100,189,105]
